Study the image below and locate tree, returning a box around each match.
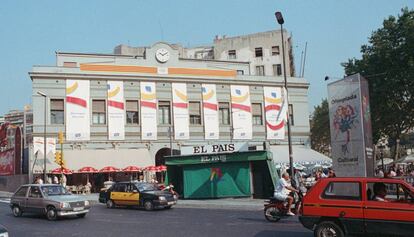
[310,99,331,156]
[342,8,414,159]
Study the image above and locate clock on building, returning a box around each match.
[155,48,170,63]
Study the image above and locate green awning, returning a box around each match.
[165,150,270,166]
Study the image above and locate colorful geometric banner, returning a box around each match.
[172,83,189,140]
[202,84,219,140]
[263,87,287,140]
[107,81,125,140]
[230,85,252,140]
[46,138,56,156]
[140,82,157,140]
[0,149,14,176]
[66,80,90,141]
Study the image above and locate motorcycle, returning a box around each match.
[264,190,305,222]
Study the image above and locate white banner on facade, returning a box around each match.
[230,85,252,140]
[140,82,157,140]
[264,87,287,140]
[202,84,219,140]
[46,138,56,156]
[33,137,44,156]
[66,80,90,141]
[107,81,125,140]
[328,74,373,177]
[172,83,189,140]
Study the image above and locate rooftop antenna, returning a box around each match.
[158,19,164,41]
[301,42,308,77]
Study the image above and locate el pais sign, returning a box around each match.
[181,143,248,155]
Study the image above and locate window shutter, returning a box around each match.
[126,100,138,112]
[51,99,64,110]
[93,100,106,113]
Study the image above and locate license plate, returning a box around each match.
[167,201,175,205]
[73,207,84,211]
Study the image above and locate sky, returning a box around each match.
[0,0,413,115]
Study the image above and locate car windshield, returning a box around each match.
[136,183,158,192]
[41,185,69,196]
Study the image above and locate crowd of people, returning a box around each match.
[375,164,414,178]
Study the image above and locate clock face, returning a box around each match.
[155,48,170,63]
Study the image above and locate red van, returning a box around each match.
[299,177,414,237]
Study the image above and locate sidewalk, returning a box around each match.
[1,191,265,211]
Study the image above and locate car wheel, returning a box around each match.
[264,206,281,222]
[12,205,23,217]
[76,213,87,218]
[106,199,115,209]
[144,200,153,211]
[314,221,344,237]
[46,207,57,221]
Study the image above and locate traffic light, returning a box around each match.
[58,131,64,144]
[54,151,62,165]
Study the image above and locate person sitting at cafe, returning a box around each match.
[373,183,388,202]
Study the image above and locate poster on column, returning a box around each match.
[230,85,252,140]
[172,83,189,140]
[328,73,373,177]
[66,80,90,141]
[140,82,157,140]
[107,81,125,140]
[202,84,219,140]
[264,87,287,140]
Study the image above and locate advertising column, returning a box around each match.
[140,82,157,140]
[230,85,252,140]
[263,87,287,140]
[66,80,90,141]
[202,84,219,140]
[172,83,189,140]
[328,74,373,177]
[107,81,125,140]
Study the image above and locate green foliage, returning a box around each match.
[310,99,330,156]
[342,8,414,146]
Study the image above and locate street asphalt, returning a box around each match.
[0,200,313,237]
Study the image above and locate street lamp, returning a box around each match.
[37,91,47,182]
[275,11,294,181]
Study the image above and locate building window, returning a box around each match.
[158,101,171,125]
[255,47,263,57]
[50,99,64,124]
[288,104,294,126]
[237,70,244,75]
[126,100,139,124]
[92,100,106,124]
[228,50,236,59]
[219,102,230,125]
[272,46,280,56]
[189,102,201,125]
[273,64,282,76]
[252,103,263,125]
[256,65,265,76]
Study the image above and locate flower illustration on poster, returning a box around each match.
[332,104,359,155]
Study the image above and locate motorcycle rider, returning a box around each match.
[274,172,299,216]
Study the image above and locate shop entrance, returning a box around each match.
[155,148,180,183]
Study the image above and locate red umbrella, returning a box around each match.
[99,166,120,173]
[157,165,167,172]
[145,165,158,172]
[122,166,142,172]
[77,166,98,173]
[51,167,72,175]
